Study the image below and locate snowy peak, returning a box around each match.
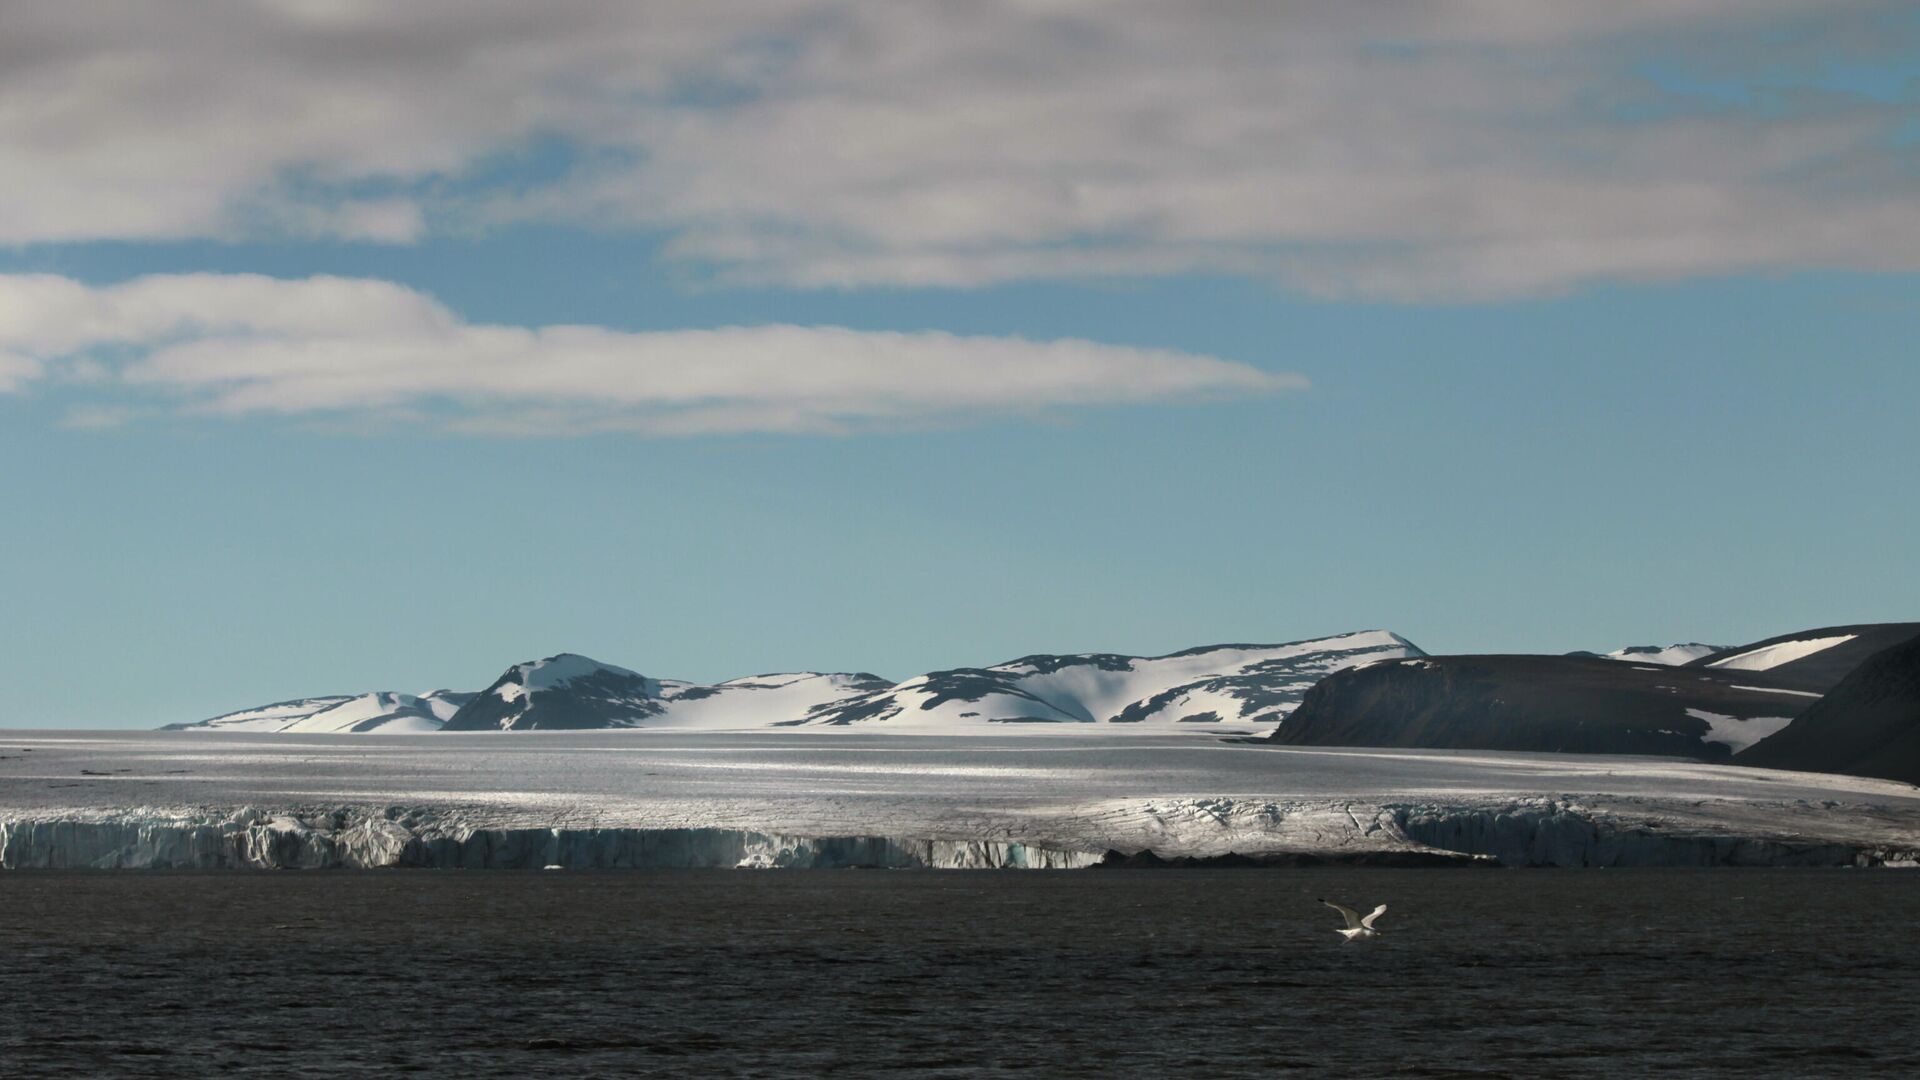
[443,654,662,731]
[513,653,653,693]
[798,630,1424,731]
[1597,644,1726,666]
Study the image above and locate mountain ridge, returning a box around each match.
[168,630,1422,734]
[168,690,475,734]
[794,630,1423,731]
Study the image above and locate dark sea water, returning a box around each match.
[2,869,1916,1078]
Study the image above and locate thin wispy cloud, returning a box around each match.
[2,2,1914,299]
[0,273,1300,436]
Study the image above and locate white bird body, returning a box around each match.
[1319,898,1387,941]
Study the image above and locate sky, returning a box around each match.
[2,1,1917,727]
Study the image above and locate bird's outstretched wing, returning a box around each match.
[1360,904,1387,929]
[1318,898,1363,929]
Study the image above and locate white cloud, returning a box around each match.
[275,198,427,245]
[2,2,1916,298]
[0,273,1301,436]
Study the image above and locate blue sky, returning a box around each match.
[2,3,1917,726]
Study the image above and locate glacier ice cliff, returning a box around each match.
[4,798,1916,870]
[0,810,1101,870]
[4,732,1917,869]
[1386,800,1920,868]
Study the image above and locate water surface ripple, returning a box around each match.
[1,869,1914,1078]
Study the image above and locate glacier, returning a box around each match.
[3,731,1917,869]
[0,813,1101,871]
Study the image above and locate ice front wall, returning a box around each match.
[3,732,1918,869]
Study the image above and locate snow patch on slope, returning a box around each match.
[1708,635,1857,673]
[651,672,893,729]
[1731,685,1823,700]
[170,696,355,731]
[1685,708,1796,754]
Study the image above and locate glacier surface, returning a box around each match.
[3,731,1917,869]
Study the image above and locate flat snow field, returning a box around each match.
[4,731,1920,866]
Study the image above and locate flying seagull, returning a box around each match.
[1319,898,1387,941]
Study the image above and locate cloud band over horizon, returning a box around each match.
[0,273,1301,437]
[2,2,1915,300]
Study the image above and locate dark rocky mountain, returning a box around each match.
[1686,623,1920,692]
[1267,654,1820,760]
[442,654,665,731]
[1736,631,1920,785]
[435,655,895,731]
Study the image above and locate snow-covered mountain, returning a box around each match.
[441,654,664,731]
[167,633,1416,734]
[170,656,893,735]
[169,690,475,733]
[794,630,1423,732]
[439,653,893,732]
[1595,643,1726,666]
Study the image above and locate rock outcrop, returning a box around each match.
[1737,631,1920,785]
[1267,654,1816,758]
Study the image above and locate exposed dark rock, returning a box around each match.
[443,654,664,731]
[1737,631,1920,785]
[1267,654,1819,759]
[804,632,1423,727]
[1687,623,1920,692]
